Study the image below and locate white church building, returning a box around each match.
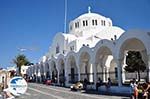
[27,7,150,91]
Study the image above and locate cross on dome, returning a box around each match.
[88,6,91,13]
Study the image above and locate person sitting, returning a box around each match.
[3,88,15,99]
[83,78,88,90]
[96,78,102,91]
[143,82,150,99]
[137,84,144,99]
[106,78,111,89]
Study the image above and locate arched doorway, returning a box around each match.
[67,55,78,83]
[79,52,93,83]
[58,59,65,86]
[51,60,58,83]
[36,65,41,83]
[95,46,117,84]
[32,65,36,82]
[45,62,50,79]
[119,38,148,83]
[40,64,45,83]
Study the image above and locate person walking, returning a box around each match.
[130,79,138,99]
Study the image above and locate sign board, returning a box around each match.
[8,76,27,95]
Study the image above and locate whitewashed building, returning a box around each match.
[28,7,150,92]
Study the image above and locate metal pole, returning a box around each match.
[64,0,67,33]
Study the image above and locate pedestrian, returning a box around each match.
[106,78,111,89]
[54,77,57,83]
[96,78,102,91]
[63,76,66,87]
[144,82,150,99]
[137,84,143,99]
[83,78,88,90]
[130,79,138,99]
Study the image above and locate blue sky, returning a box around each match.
[0,0,150,68]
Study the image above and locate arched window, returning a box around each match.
[83,20,88,26]
[56,43,60,54]
[70,25,72,30]
[77,22,79,28]
[83,21,85,26]
[92,20,94,25]
[109,22,111,26]
[92,19,98,26]
[95,20,97,25]
[85,20,88,26]
[104,21,105,26]
[75,23,77,28]
[114,35,117,40]
[101,20,103,26]
[101,20,105,26]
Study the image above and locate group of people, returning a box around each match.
[95,77,150,99]
[130,78,150,99]
[96,77,111,91]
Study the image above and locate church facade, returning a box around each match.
[27,7,150,88]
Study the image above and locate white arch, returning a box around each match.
[35,64,39,75]
[65,51,79,83]
[93,39,117,84]
[94,39,115,63]
[37,64,41,77]
[44,61,50,72]
[56,54,65,71]
[43,60,51,79]
[112,30,150,85]
[77,46,93,63]
[49,57,58,72]
[39,63,43,74]
[65,51,78,70]
[77,46,94,82]
[116,30,150,59]
[32,65,36,75]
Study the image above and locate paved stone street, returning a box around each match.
[16,83,129,99]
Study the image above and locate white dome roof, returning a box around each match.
[69,7,113,37]
[77,12,106,20]
[95,26,125,40]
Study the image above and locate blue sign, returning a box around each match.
[8,76,27,95]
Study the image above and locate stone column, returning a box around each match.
[36,66,38,83]
[106,67,109,81]
[65,62,69,85]
[30,67,32,77]
[43,63,46,78]
[116,59,122,86]
[49,66,52,80]
[57,71,60,85]
[103,67,106,82]
[65,72,69,85]
[75,60,80,82]
[80,62,85,81]
[89,64,93,83]
[32,66,35,77]
[38,68,41,83]
[93,63,97,85]
[78,64,81,82]
[122,52,127,83]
